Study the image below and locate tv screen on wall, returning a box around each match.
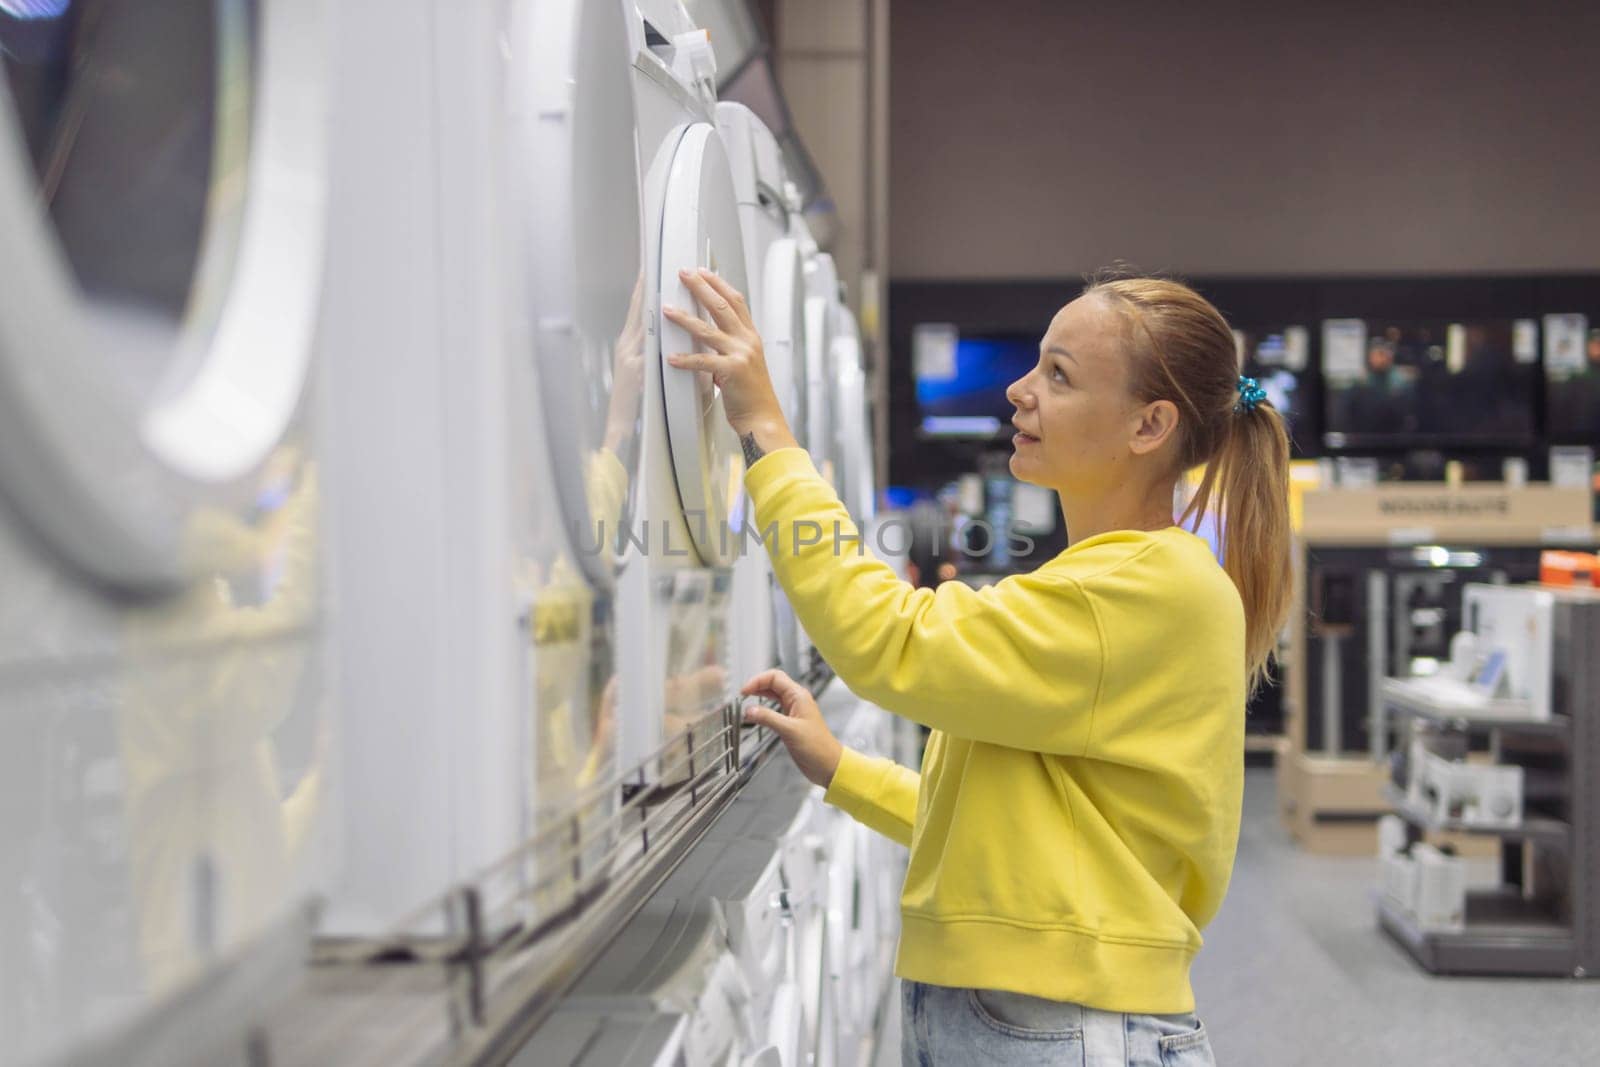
[1544,313,1600,445]
[913,326,1036,437]
[1321,318,1540,449]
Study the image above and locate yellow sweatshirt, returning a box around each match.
[745,449,1245,1014]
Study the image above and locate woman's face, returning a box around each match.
[1005,295,1143,495]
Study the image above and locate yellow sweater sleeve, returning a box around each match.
[745,449,1104,755]
[822,746,919,847]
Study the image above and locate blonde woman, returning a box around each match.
[665,270,1291,1066]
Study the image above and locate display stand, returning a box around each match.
[1375,592,1600,977]
[1277,485,1596,854]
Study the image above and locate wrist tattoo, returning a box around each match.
[740,431,766,467]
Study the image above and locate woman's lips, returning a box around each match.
[1012,431,1039,447]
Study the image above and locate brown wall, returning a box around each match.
[889,1,1600,280]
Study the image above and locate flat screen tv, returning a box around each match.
[1543,313,1600,445]
[913,326,1036,437]
[1321,318,1540,449]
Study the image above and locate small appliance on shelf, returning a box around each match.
[1381,582,1557,725]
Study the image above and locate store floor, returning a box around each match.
[872,768,1599,1066]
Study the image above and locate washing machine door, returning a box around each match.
[0,0,326,591]
[802,253,839,488]
[760,238,808,676]
[714,102,782,315]
[656,122,749,568]
[519,0,644,590]
[762,239,808,437]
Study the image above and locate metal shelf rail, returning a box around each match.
[254,662,838,1066]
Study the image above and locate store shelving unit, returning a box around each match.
[1277,484,1596,854]
[1375,593,1600,977]
[1381,786,1570,847]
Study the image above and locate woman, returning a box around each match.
[664,270,1290,1066]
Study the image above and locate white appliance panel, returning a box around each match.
[0,0,331,1059]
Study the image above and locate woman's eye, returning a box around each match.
[1051,367,1068,384]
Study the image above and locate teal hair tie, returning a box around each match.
[1235,375,1267,414]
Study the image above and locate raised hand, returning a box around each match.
[663,269,799,459]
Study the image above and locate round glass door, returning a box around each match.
[0,0,326,587]
[1,0,250,360]
[657,122,748,569]
[519,0,644,590]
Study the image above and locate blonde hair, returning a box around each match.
[1083,273,1292,697]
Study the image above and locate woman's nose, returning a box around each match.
[1006,377,1034,409]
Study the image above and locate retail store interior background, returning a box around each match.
[2,1,1599,1065]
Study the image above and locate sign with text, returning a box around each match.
[1302,485,1594,544]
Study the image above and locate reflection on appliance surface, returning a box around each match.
[523,287,645,920]
[663,569,729,784]
[0,450,324,1060]
[117,459,323,993]
[525,552,614,918]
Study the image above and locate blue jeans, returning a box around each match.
[899,979,1215,1066]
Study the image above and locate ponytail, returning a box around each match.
[1180,404,1293,696]
[1086,274,1294,697]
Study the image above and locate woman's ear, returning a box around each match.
[1129,399,1180,456]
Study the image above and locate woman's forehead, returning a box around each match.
[1044,296,1125,376]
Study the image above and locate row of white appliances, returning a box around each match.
[0,0,877,1063]
[524,694,915,1067]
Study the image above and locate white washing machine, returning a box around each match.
[666,831,813,1065]
[714,100,810,689]
[795,229,840,491]
[616,0,751,788]
[781,229,842,681]
[830,307,877,524]
[777,797,832,1065]
[513,0,648,936]
[699,770,830,1067]
[714,102,808,436]
[668,836,796,1050]
[0,0,332,1061]
[820,703,904,1067]
[818,812,862,1067]
[320,0,644,942]
[523,851,806,1067]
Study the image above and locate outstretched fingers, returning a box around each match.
[661,304,731,349]
[693,269,756,332]
[665,351,722,374]
[742,700,792,731]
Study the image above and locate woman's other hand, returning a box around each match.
[740,669,843,789]
[663,269,797,452]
